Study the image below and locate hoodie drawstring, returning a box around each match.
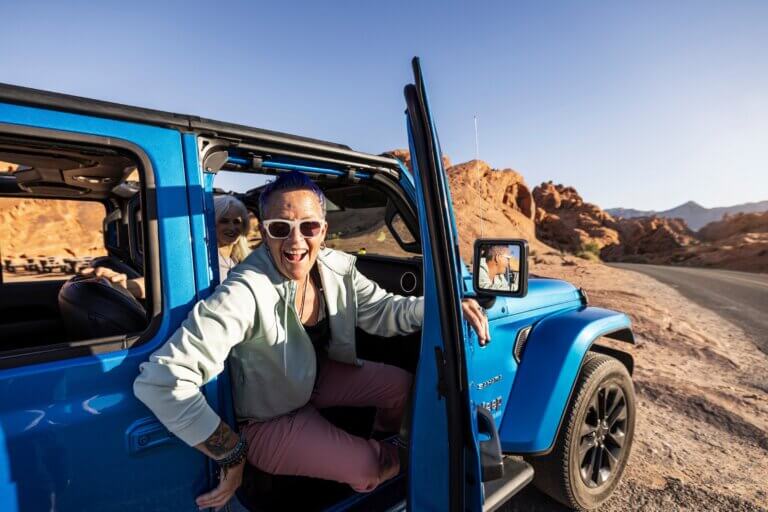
[283,282,292,376]
[283,298,288,376]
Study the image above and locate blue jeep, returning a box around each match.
[0,59,636,511]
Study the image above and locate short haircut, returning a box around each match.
[486,245,509,260]
[258,171,327,219]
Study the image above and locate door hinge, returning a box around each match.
[197,136,240,173]
[434,346,447,400]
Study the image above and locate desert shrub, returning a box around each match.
[575,241,601,261]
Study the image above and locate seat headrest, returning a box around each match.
[58,275,147,340]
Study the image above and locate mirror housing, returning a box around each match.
[472,239,529,298]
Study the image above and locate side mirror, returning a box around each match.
[472,239,529,298]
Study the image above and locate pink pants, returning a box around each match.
[241,359,412,492]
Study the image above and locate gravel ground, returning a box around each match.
[499,254,768,511]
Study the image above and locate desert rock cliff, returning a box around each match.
[386,150,540,261]
[0,198,105,259]
[532,181,620,253]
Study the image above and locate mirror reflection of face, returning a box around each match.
[478,243,521,292]
[259,189,328,282]
[217,212,244,248]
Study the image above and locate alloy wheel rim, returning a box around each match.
[578,383,628,488]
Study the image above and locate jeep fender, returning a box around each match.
[499,306,633,454]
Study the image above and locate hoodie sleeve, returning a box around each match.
[133,271,258,446]
[353,265,424,336]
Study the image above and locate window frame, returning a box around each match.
[212,168,422,259]
[0,123,162,369]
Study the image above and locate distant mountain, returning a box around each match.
[606,200,768,231]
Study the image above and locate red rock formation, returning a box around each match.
[532,181,620,253]
[673,212,768,272]
[600,216,697,261]
[600,212,768,272]
[383,150,539,262]
[447,159,538,260]
[698,211,768,242]
[0,198,105,260]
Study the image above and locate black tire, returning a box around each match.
[527,353,635,510]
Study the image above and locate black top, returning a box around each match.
[302,266,330,355]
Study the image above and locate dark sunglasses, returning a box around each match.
[262,218,325,239]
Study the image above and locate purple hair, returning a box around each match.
[258,171,327,219]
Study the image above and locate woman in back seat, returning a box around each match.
[133,172,490,511]
[86,195,251,297]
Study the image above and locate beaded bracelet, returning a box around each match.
[216,436,247,475]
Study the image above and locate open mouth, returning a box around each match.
[282,249,308,263]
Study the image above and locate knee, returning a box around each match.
[349,440,397,493]
[392,368,413,405]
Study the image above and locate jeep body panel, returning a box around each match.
[0,101,212,510]
[498,306,633,453]
[405,58,481,512]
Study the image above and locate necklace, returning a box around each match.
[298,274,309,321]
[218,248,235,270]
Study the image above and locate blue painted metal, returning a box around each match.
[182,133,215,300]
[0,102,211,511]
[407,58,484,511]
[405,118,453,512]
[499,306,633,453]
[182,133,237,477]
[489,278,580,320]
[395,160,418,207]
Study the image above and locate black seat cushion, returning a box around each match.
[58,274,147,340]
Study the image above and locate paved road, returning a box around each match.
[609,263,768,353]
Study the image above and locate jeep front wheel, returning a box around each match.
[528,353,635,510]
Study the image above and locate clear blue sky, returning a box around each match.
[2,0,766,210]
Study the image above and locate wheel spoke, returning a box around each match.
[589,393,600,419]
[580,420,597,438]
[598,388,607,420]
[579,436,594,460]
[591,446,604,485]
[604,445,619,471]
[608,401,627,429]
[605,387,622,421]
[586,444,599,485]
[607,429,625,448]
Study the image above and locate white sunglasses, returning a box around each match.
[262,218,325,239]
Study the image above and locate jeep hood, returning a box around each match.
[505,277,581,316]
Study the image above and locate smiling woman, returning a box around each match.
[213,195,251,279]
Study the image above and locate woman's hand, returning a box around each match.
[80,266,128,290]
[461,298,490,346]
[79,266,146,299]
[195,461,245,511]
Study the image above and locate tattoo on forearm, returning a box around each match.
[203,421,238,458]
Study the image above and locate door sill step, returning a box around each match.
[482,457,534,512]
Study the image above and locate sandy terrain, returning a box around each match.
[503,252,768,511]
